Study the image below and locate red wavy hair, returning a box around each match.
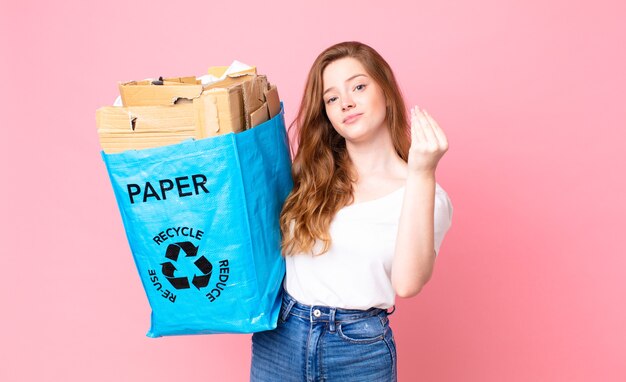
[280,41,410,256]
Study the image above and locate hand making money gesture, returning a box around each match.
[407,106,449,174]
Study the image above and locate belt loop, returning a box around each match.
[386,305,396,316]
[329,308,336,332]
[281,299,296,322]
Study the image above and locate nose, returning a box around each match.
[341,98,354,111]
[341,95,355,111]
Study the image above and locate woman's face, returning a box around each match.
[322,57,388,144]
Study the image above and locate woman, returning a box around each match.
[250,41,453,381]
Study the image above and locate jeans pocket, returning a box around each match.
[337,314,386,344]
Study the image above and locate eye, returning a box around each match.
[355,84,366,91]
[326,96,338,104]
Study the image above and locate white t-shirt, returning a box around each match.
[284,182,453,310]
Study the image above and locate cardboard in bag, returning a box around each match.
[193,85,244,137]
[97,66,280,153]
[96,103,198,152]
[118,67,256,107]
[119,77,202,107]
[264,84,281,119]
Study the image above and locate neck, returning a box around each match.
[344,128,405,180]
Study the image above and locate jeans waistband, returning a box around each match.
[280,287,394,324]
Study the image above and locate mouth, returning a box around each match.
[343,113,363,124]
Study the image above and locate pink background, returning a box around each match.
[1,0,625,381]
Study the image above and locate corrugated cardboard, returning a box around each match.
[202,71,256,91]
[118,67,257,107]
[241,75,268,130]
[97,89,248,153]
[119,77,202,107]
[97,65,280,153]
[96,103,198,153]
[250,102,269,128]
[193,86,244,137]
[264,84,280,119]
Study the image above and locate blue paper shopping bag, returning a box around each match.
[101,103,292,337]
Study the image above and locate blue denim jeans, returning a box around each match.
[250,286,397,381]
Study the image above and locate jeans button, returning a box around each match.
[313,309,321,317]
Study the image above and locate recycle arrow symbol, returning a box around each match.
[191,255,213,290]
[165,241,198,261]
[161,261,177,277]
[161,241,212,290]
[160,261,190,289]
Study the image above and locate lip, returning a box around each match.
[343,113,363,124]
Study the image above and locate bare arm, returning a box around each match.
[391,106,448,297]
[391,170,436,297]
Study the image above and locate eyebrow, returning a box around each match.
[323,74,368,96]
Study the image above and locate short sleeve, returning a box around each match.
[434,183,453,257]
